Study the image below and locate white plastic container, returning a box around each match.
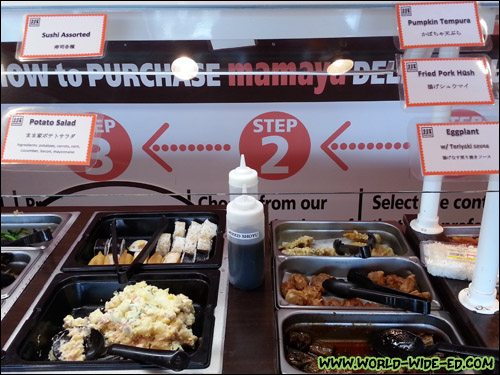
[226,193,265,290]
[228,154,258,201]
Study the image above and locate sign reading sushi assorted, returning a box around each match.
[416,122,499,176]
[401,58,494,107]
[1,113,96,165]
[19,14,107,60]
[396,2,484,49]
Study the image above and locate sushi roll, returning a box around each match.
[173,221,186,238]
[171,236,186,253]
[155,233,172,256]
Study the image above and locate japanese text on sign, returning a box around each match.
[19,14,107,59]
[401,58,494,107]
[1,113,96,165]
[396,2,484,48]
[416,122,499,176]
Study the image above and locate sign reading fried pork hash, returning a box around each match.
[416,122,499,176]
[1,113,96,165]
[396,2,484,49]
[19,14,107,59]
[401,58,494,107]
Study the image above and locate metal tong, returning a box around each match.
[111,216,169,284]
[333,233,376,258]
[1,228,53,246]
[322,269,431,314]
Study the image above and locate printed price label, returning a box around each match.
[19,14,107,59]
[1,113,96,165]
[416,122,499,176]
[401,58,494,107]
[396,2,484,49]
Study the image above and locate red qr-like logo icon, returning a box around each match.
[239,112,310,180]
[72,114,132,181]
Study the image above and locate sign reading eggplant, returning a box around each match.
[416,122,499,176]
[1,112,96,165]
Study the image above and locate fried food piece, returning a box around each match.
[343,298,366,307]
[322,298,344,306]
[371,244,395,256]
[88,251,105,265]
[410,290,431,299]
[279,235,314,250]
[281,280,296,298]
[289,273,310,290]
[367,270,386,286]
[344,230,381,243]
[310,273,333,293]
[285,289,310,306]
[399,274,418,294]
[281,247,337,256]
[385,273,405,290]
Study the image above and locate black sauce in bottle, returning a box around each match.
[228,239,264,290]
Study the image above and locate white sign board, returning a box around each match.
[401,58,494,107]
[396,2,484,49]
[1,113,96,165]
[417,122,499,176]
[19,14,107,59]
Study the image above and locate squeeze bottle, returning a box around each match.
[228,154,258,200]
[226,190,265,290]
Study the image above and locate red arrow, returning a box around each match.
[321,121,350,171]
[143,122,172,172]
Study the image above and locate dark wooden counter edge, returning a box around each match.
[1,206,278,374]
[403,214,499,350]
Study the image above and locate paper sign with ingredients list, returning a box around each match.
[1,113,96,165]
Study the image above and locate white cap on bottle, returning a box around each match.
[226,189,264,236]
[228,154,258,200]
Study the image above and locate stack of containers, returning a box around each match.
[270,220,470,374]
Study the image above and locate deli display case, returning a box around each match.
[1,1,499,374]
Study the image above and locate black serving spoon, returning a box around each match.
[52,327,190,371]
[372,328,499,360]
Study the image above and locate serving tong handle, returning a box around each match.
[322,277,431,314]
[333,233,376,258]
[113,216,169,284]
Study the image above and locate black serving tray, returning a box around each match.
[60,208,225,272]
[1,270,219,372]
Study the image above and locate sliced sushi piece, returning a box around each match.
[155,233,172,256]
[163,252,181,264]
[128,239,147,253]
[173,221,186,238]
[171,236,186,253]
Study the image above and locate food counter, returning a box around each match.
[3,206,499,373]
[1,205,278,374]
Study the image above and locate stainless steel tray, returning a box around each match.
[272,220,414,258]
[277,309,468,374]
[274,256,442,310]
[443,225,480,238]
[1,211,79,320]
[1,250,41,300]
[1,212,75,250]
